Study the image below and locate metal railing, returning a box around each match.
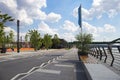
[89,44,120,70]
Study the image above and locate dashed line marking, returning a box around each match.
[52,61,59,63]
[36,69,61,74]
[57,58,68,61]
[11,73,27,80]
[40,63,46,67]
[0,60,7,62]
[54,64,74,68]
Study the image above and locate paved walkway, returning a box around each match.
[80,55,120,80]
[18,49,92,80]
[1,48,120,80]
[0,49,60,62]
[85,64,120,80]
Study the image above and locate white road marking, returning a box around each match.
[27,66,39,73]
[11,73,27,80]
[52,61,59,63]
[36,69,61,74]
[54,64,74,68]
[0,60,7,62]
[40,63,46,67]
[57,58,68,61]
[8,58,17,60]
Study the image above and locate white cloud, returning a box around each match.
[18,9,33,25]
[83,21,99,38]
[83,21,116,33]
[83,21,116,41]
[4,27,17,35]
[0,0,47,25]
[73,7,78,18]
[0,0,17,9]
[82,8,93,20]
[46,12,62,23]
[60,33,76,42]
[108,9,118,18]
[4,27,28,41]
[38,21,59,36]
[62,20,79,32]
[0,0,62,26]
[73,0,120,20]
[104,24,116,32]
[83,21,97,33]
[73,7,94,20]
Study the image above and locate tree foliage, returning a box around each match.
[25,33,29,42]
[9,30,14,43]
[52,34,60,48]
[75,33,93,53]
[28,30,42,50]
[0,11,14,47]
[43,34,52,49]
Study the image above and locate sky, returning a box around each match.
[0,0,120,42]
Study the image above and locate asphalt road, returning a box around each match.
[0,50,68,80]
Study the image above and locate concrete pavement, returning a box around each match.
[0,49,60,62]
[85,64,120,80]
[18,48,92,80]
[0,49,67,80]
[17,48,120,80]
[1,48,120,80]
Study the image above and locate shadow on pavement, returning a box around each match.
[75,60,92,80]
[57,59,92,80]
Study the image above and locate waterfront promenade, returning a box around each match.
[0,48,120,80]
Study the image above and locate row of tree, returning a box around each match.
[25,30,61,50]
[0,11,69,52]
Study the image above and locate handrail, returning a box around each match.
[102,47,107,63]
[117,46,120,53]
[89,38,120,70]
[98,47,102,60]
[93,47,97,57]
[96,48,99,59]
[107,45,114,66]
[89,44,118,66]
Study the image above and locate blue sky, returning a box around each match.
[0,0,120,42]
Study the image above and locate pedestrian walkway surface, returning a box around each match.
[8,49,120,80]
[0,49,58,62]
[80,55,120,80]
[19,49,91,80]
[85,64,120,80]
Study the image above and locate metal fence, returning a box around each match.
[89,44,120,70]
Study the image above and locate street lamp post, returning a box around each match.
[17,20,20,53]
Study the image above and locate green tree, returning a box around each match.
[0,11,14,48]
[75,33,93,55]
[9,30,14,43]
[43,34,52,50]
[29,30,42,51]
[25,33,29,42]
[52,34,60,48]
[9,30,14,48]
[5,35,10,44]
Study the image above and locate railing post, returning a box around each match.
[98,47,102,60]
[93,48,96,57]
[117,46,120,53]
[102,47,107,63]
[96,47,99,59]
[108,45,114,66]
